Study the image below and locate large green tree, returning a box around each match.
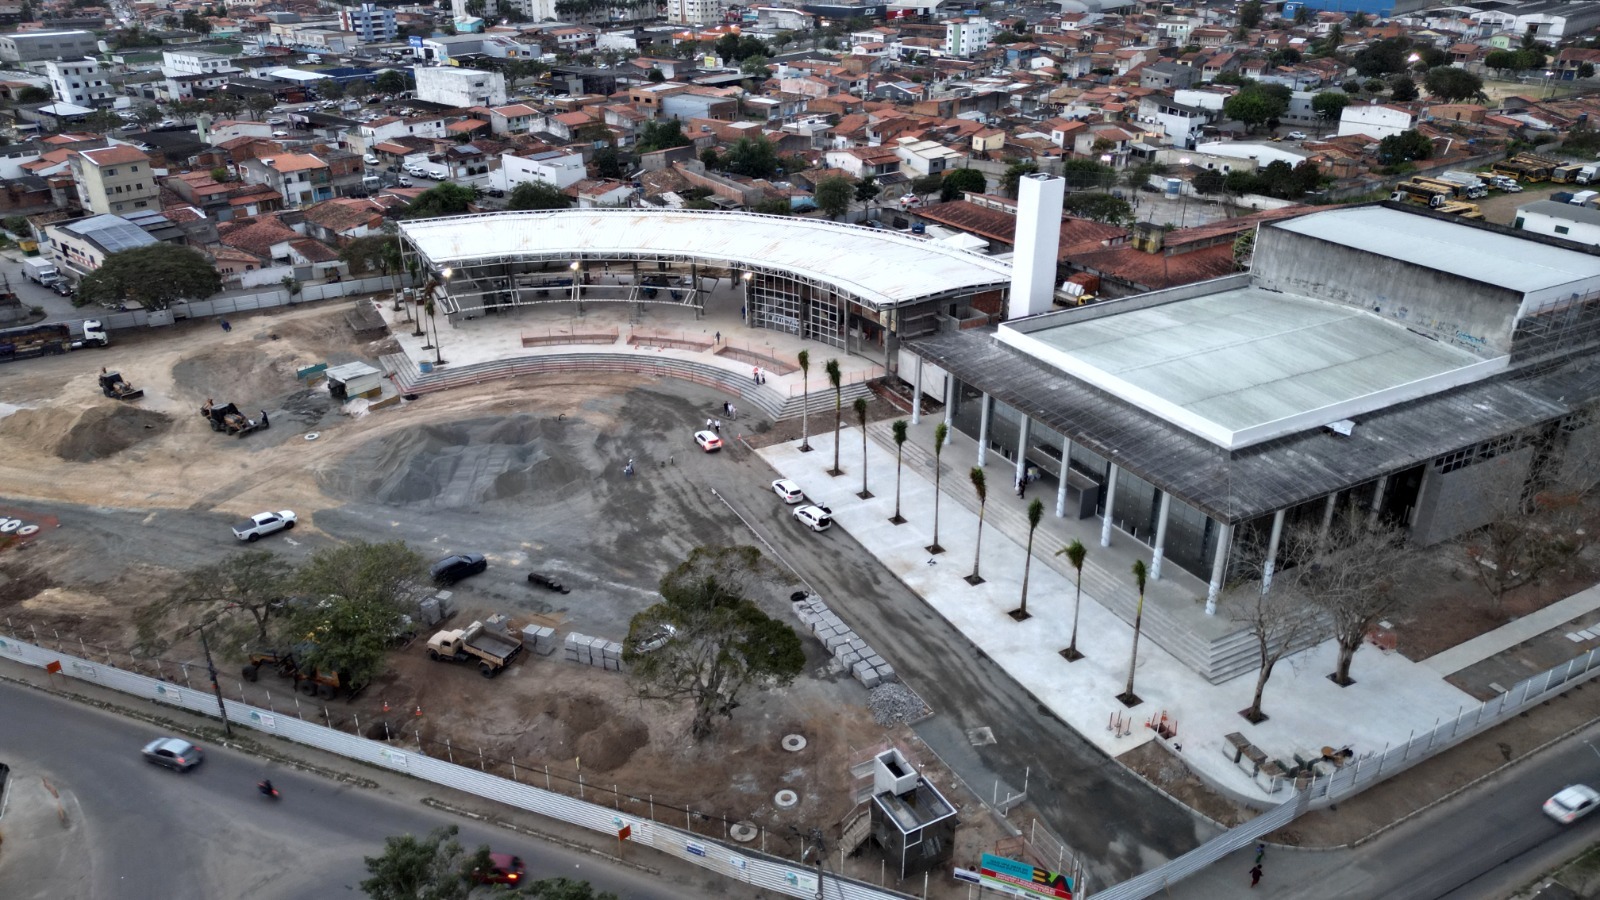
[1377,129,1434,164]
[939,167,986,201]
[360,826,476,900]
[507,179,572,210]
[721,136,778,178]
[404,182,477,218]
[374,69,410,94]
[75,243,221,310]
[814,175,852,219]
[1062,192,1133,225]
[1223,88,1285,131]
[635,118,692,153]
[1311,90,1349,123]
[1424,66,1484,102]
[623,546,805,739]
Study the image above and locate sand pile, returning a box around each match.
[54,405,173,462]
[320,414,588,510]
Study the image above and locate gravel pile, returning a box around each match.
[869,682,930,726]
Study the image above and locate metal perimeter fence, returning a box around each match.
[0,630,919,900]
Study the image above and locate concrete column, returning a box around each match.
[1055,439,1073,518]
[944,385,956,427]
[1151,492,1172,580]
[1009,174,1066,319]
[911,356,923,426]
[1367,475,1389,530]
[976,393,992,467]
[1014,416,1031,490]
[1261,509,1286,592]
[1100,463,1119,547]
[1321,491,1338,539]
[1207,522,1233,615]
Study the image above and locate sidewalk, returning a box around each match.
[758,424,1597,809]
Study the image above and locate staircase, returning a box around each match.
[866,422,1327,683]
[380,352,873,424]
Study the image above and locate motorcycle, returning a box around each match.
[257,780,280,799]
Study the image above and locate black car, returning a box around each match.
[50,280,73,297]
[431,553,487,585]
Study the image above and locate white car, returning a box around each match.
[232,510,297,542]
[363,154,379,166]
[396,176,413,187]
[793,504,832,532]
[1287,131,1308,141]
[1545,785,1600,823]
[772,478,805,504]
[694,430,723,452]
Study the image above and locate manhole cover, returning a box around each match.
[730,822,758,842]
[782,734,807,752]
[774,789,799,808]
[966,726,996,747]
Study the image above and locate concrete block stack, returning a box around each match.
[563,632,624,671]
[790,592,896,688]
[521,624,557,655]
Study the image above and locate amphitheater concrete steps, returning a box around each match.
[865,422,1327,683]
[380,352,873,424]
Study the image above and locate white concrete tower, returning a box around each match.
[1008,173,1065,320]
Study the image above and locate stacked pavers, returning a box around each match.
[791,593,896,688]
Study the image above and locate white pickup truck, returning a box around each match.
[232,510,297,542]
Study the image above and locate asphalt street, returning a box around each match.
[0,678,687,900]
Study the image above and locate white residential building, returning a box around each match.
[1337,102,1418,139]
[414,65,507,107]
[1514,199,1600,244]
[943,18,993,58]
[339,3,397,42]
[45,59,112,107]
[162,50,239,76]
[893,137,965,177]
[667,0,719,26]
[501,149,586,190]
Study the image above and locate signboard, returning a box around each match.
[977,853,1072,899]
[783,871,819,891]
[409,35,424,48]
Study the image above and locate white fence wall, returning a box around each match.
[83,275,404,333]
[0,633,913,900]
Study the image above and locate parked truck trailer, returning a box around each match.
[0,320,107,363]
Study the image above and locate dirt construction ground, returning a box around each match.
[0,301,1034,895]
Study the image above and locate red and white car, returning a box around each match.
[694,430,723,452]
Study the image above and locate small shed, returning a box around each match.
[326,361,384,400]
[868,748,958,880]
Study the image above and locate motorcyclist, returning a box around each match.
[258,779,275,796]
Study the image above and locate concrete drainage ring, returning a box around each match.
[781,734,807,752]
[730,822,758,843]
[304,432,320,441]
[774,790,799,808]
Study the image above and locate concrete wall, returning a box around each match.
[1410,446,1534,546]
[1558,419,1600,488]
[1251,223,1521,356]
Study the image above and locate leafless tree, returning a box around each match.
[1461,444,1594,614]
[1303,510,1412,686]
[1230,525,1328,724]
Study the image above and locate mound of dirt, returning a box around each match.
[54,405,173,462]
[171,344,305,405]
[320,414,589,509]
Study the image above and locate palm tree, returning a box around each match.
[890,419,908,524]
[826,358,843,476]
[1012,499,1044,620]
[929,423,947,554]
[1121,560,1148,706]
[797,350,812,452]
[854,396,871,498]
[1057,540,1086,660]
[967,466,987,585]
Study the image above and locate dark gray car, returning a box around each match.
[142,737,203,772]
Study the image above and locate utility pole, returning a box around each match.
[198,623,233,738]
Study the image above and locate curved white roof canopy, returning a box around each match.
[398,208,1014,310]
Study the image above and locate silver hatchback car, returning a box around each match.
[142,737,203,772]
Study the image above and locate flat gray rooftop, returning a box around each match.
[1002,287,1500,450]
[1275,205,1600,296]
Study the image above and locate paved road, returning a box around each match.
[1170,721,1600,899]
[0,679,684,900]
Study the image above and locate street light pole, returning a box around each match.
[1178,156,1192,227]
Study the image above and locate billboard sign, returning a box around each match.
[977,853,1072,899]
[409,35,424,48]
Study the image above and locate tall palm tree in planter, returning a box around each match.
[1057,540,1086,660]
[797,350,812,452]
[826,358,843,476]
[890,419,908,524]
[929,423,947,554]
[966,466,987,586]
[854,396,871,499]
[1011,499,1044,621]
[1120,560,1148,706]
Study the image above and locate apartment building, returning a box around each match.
[70,145,157,216]
[666,0,719,26]
[414,66,507,108]
[240,153,333,207]
[45,59,112,107]
[339,4,397,43]
[0,30,97,64]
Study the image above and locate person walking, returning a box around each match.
[706,417,714,431]
[714,330,721,344]
[752,366,760,384]
[260,409,269,427]
[1249,864,1262,888]
[713,419,722,433]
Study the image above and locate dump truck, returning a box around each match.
[0,320,107,363]
[98,369,143,400]
[426,616,524,677]
[201,399,268,437]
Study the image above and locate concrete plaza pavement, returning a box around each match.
[759,424,1600,809]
